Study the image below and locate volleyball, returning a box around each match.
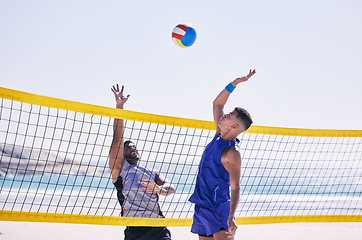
[172,24,197,48]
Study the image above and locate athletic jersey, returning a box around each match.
[189,133,240,210]
[117,160,163,218]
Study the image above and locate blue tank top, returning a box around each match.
[189,133,240,210]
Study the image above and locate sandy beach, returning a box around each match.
[0,221,361,240]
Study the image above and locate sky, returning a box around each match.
[1,0,361,130]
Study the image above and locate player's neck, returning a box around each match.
[220,130,237,141]
[126,159,138,165]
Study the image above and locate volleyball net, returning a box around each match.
[0,87,361,226]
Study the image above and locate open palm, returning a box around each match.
[111,84,130,107]
[233,69,256,85]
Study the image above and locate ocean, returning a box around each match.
[1,170,361,219]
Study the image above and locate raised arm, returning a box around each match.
[213,69,256,135]
[109,84,130,183]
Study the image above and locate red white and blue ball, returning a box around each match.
[172,24,197,48]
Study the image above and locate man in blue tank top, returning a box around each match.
[189,69,256,239]
[109,84,175,240]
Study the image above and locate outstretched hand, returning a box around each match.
[111,84,130,108]
[232,69,256,86]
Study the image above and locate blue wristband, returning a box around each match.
[225,82,235,93]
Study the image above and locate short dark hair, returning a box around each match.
[234,107,253,131]
[124,140,134,148]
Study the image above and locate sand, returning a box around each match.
[0,221,361,240]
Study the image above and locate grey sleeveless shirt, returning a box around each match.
[120,160,163,218]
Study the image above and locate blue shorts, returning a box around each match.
[191,203,230,236]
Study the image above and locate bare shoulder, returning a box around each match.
[222,146,241,157]
[221,146,241,168]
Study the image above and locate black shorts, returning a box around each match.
[199,228,227,237]
[124,226,171,240]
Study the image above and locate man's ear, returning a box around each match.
[234,121,246,133]
[231,123,239,129]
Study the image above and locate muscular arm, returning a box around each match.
[108,85,130,183]
[154,170,176,196]
[139,170,176,196]
[213,87,230,136]
[221,147,242,237]
[213,69,256,136]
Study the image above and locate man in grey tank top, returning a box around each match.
[109,84,175,240]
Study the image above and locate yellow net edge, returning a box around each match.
[1,87,361,137]
[1,87,362,226]
[0,211,361,226]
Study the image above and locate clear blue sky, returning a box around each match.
[1,0,361,130]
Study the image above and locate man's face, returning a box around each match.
[218,110,244,132]
[218,111,235,126]
[124,142,140,160]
